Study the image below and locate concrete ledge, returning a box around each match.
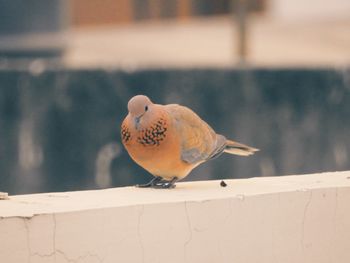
[0,192,8,200]
[1,171,350,263]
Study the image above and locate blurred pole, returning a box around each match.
[231,0,249,65]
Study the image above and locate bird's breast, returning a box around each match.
[126,116,175,159]
[122,115,192,179]
[136,117,168,146]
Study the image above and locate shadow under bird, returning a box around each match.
[121,95,258,189]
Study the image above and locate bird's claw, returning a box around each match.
[135,176,178,189]
[135,176,162,188]
[152,182,176,189]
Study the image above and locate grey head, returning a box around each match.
[127,95,154,129]
[127,95,153,117]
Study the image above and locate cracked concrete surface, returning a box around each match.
[1,171,350,263]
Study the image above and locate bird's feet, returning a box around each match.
[136,177,178,189]
[136,176,162,188]
[152,177,178,189]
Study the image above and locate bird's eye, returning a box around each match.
[145,106,148,111]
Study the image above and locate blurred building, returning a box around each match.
[71,0,266,26]
[71,0,350,27]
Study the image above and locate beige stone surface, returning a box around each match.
[0,192,8,200]
[64,17,350,68]
[1,171,350,262]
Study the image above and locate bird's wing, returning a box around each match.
[165,104,226,164]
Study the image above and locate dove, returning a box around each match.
[121,95,258,189]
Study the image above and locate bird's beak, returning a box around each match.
[134,116,142,130]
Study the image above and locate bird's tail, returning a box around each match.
[224,139,259,156]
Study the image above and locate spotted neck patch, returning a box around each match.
[137,118,167,146]
[121,124,132,143]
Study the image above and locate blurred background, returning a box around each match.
[0,0,349,194]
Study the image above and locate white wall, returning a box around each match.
[1,171,350,263]
[269,0,350,21]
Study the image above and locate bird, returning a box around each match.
[121,95,258,189]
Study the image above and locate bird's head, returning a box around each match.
[127,95,153,129]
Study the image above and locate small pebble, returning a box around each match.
[220,180,227,187]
